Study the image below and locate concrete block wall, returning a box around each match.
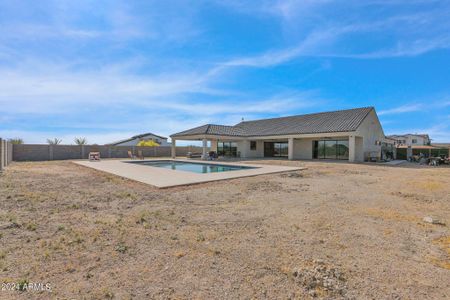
[12,144,205,161]
[12,144,51,161]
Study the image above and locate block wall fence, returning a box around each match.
[11,144,205,162]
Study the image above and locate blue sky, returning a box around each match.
[1,0,450,144]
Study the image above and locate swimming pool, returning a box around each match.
[126,160,256,174]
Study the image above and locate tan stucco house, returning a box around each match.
[170,107,386,162]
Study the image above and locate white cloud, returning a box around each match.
[0,57,324,143]
[212,0,450,68]
[219,29,337,68]
[378,104,424,116]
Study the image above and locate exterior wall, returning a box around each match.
[12,144,204,161]
[355,109,385,160]
[293,138,314,159]
[236,140,264,158]
[236,140,248,158]
[389,134,430,146]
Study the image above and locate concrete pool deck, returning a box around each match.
[74,159,305,188]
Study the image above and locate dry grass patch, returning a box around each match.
[361,208,419,223]
[430,236,450,270]
[411,180,445,191]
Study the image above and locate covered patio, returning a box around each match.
[171,133,365,162]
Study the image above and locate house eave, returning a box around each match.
[171,130,359,141]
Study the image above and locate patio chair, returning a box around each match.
[187,152,202,158]
[128,150,136,160]
[208,151,218,160]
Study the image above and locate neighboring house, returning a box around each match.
[170,107,386,162]
[386,134,450,159]
[386,134,431,146]
[108,133,170,146]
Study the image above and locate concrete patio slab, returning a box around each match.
[74,159,304,188]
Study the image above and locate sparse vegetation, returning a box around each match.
[74,137,88,145]
[26,222,37,231]
[17,279,29,291]
[47,138,62,145]
[115,243,128,254]
[8,138,24,144]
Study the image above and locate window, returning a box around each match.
[250,141,256,150]
[412,139,417,144]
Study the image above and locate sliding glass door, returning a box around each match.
[313,140,349,160]
[217,141,237,157]
[264,142,288,157]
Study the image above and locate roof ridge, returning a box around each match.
[236,106,374,125]
[131,132,167,139]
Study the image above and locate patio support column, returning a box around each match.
[349,136,364,162]
[349,136,356,162]
[288,138,294,160]
[202,138,208,160]
[210,139,218,152]
[171,139,176,158]
[406,146,413,160]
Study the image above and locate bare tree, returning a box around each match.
[47,138,62,145]
[74,137,88,145]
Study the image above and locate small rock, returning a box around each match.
[423,216,445,225]
[308,290,317,297]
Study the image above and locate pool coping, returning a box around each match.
[74,158,305,188]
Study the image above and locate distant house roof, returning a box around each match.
[171,107,374,138]
[387,133,430,140]
[397,145,438,149]
[130,132,167,140]
[108,132,168,146]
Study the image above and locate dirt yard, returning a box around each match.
[0,160,449,299]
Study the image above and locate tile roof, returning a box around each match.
[171,107,374,138]
[170,124,245,137]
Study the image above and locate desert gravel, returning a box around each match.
[0,160,449,299]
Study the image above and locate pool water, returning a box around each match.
[126,160,256,174]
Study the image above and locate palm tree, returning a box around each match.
[47,138,62,145]
[8,138,24,144]
[74,137,88,145]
